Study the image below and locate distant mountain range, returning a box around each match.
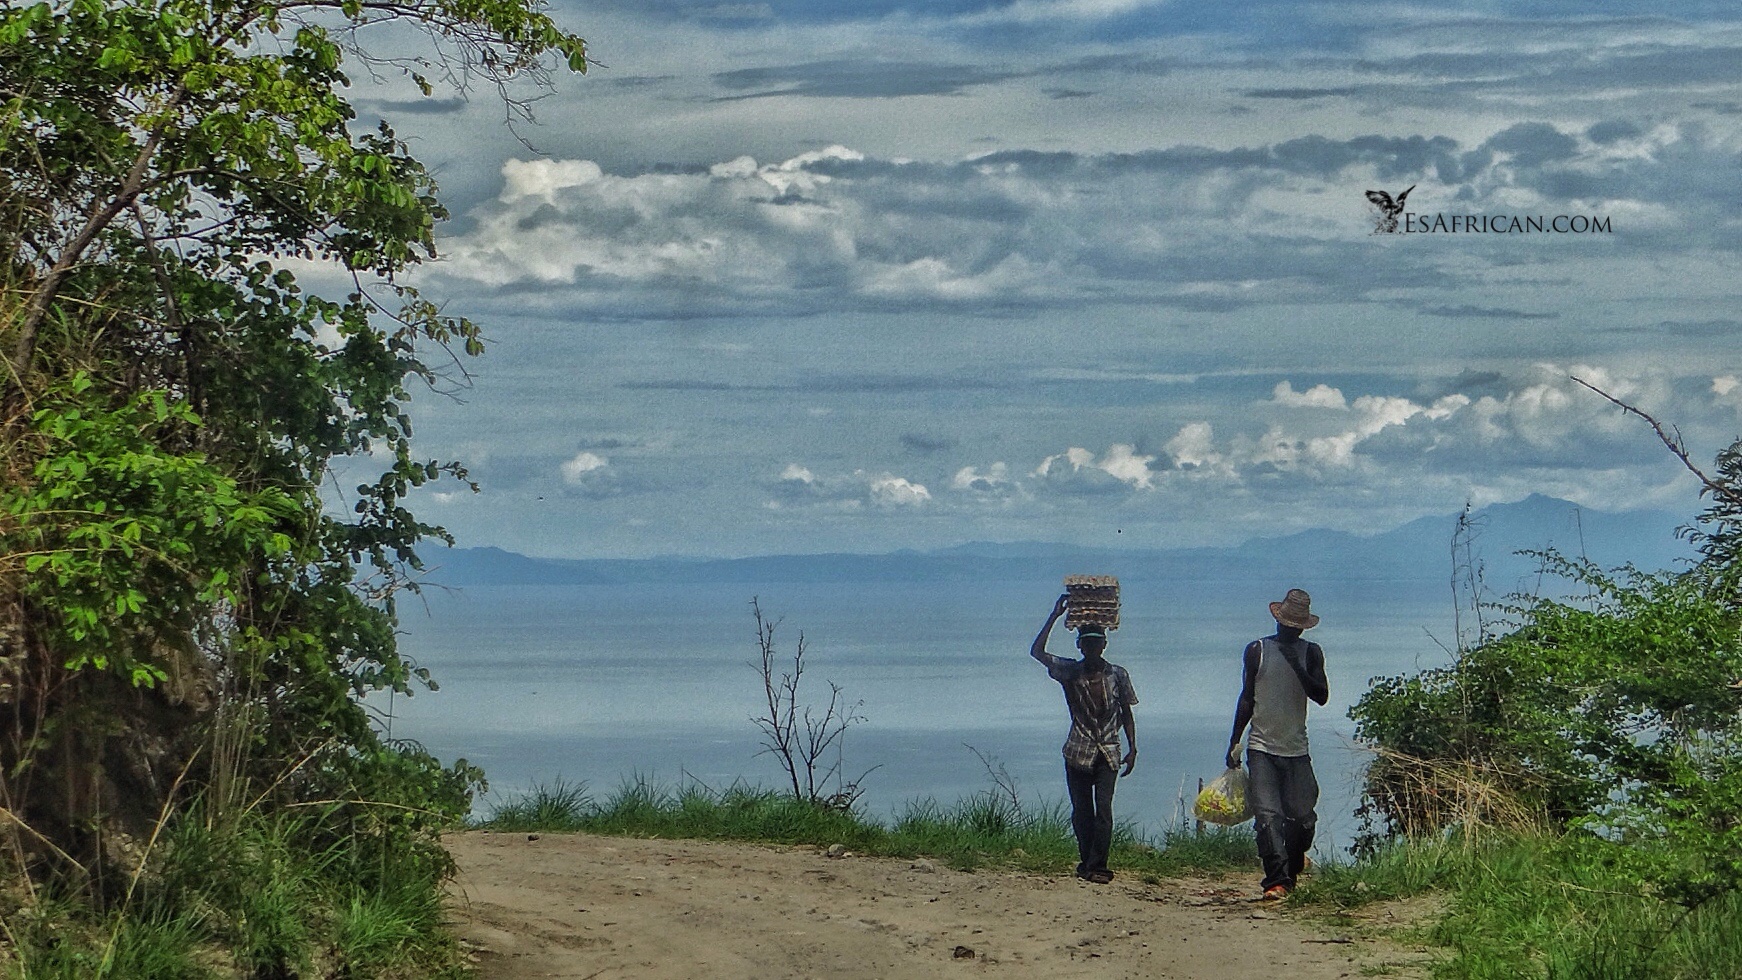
[423,495,1698,590]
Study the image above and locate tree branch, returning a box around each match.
[9,84,186,385]
[1571,376,1742,507]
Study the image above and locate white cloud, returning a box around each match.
[770,465,930,509]
[1034,444,1155,493]
[560,451,609,482]
[952,462,1014,493]
[558,451,622,498]
[868,474,931,507]
[1269,381,1348,409]
[1165,422,1222,471]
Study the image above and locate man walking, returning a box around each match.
[1031,593,1138,883]
[1225,588,1329,900]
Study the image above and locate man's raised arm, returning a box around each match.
[1031,593,1069,663]
[1280,642,1330,705]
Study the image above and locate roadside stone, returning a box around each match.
[910,859,937,873]
[826,843,848,858]
[952,945,975,959]
[527,834,540,842]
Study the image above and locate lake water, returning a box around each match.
[379,576,1458,857]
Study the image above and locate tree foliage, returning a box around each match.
[1351,470,1742,908]
[0,0,583,898]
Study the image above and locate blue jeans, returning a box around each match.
[1248,749,1318,890]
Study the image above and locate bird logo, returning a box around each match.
[1365,185,1415,234]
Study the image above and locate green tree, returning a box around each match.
[1351,548,1742,908]
[0,0,583,891]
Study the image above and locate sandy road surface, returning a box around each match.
[445,831,1429,980]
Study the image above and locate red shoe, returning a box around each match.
[1262,885,1290,901]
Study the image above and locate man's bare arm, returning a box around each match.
[1120,705,1138,776]
[1031,593,1069,663]
[1226,641,1259,768]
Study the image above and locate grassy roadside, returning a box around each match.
[0,803,471,980]
[476,777,1259,881]
[476,779,1742,979]
[1291,832,1742,980]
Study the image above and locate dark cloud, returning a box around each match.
[1418,370,1511,401]
[1641,320,1741,338]
[1422,305,1560,321]
[363,97,469,116]
[1585,120,1643,144]
[620,375,997,394]
[575,437,641,451]
[1482,122,1580,168]
[710,60,1026,100]
[1242,87,1362,100]
[595,74,680,90]
[901,433,955,454]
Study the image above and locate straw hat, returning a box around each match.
[1269,589,1319,629]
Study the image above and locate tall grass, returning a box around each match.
[1293,831,1742,980]
[479,776,1258,879]
[0,800,469,980]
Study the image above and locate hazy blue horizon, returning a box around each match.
[381,576,1468,855]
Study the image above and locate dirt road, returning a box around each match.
[445,831,1430,979]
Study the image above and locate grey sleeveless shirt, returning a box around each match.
[1248,637,1310,758]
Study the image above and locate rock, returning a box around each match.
[910,859,937,873]
[527,834,540,842]
[826,843,848,858]
[952,945,976,959]
[1249,911,1272,920]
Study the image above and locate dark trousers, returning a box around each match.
[1065,755,1117,876]
[1248,748,1318,890]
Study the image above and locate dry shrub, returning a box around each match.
[1356,743,1547,845]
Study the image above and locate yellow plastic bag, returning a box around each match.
[1193,767,1253,825]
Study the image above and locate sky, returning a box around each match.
[327,0,1742,559]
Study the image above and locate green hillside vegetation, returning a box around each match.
[0,1,583,975]
[1292,449,1742,979]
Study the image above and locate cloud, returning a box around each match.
[1422,306,1560,321]
[1269,381,1348,409]
[433,118,1740,322]
[951,462,1014,494]
[768,465,931,509]
[869,474,932,506]
[902,432,956,455]
[1033,444,1156,495]
[559,451,625,498]
[711,60,1028,100]
[360,96,469,116]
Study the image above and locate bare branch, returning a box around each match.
[1571,376,1742,507]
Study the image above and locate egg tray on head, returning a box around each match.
[1063,575,1120,631]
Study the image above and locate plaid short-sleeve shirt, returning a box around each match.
[1038,655,1138,770]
